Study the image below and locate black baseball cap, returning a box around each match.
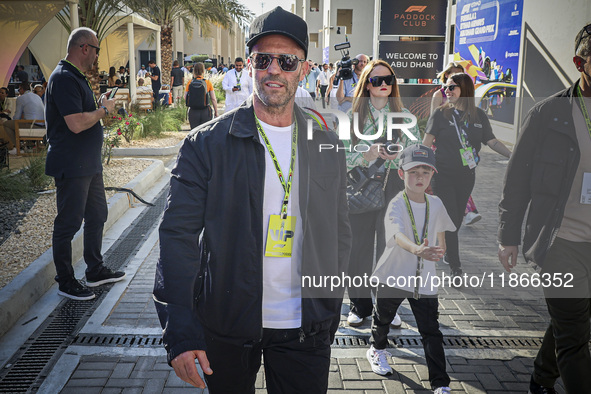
[399,144,437,172]
[247,7,308,58]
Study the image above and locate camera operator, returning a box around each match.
[337,53,368,112]
[222,57,253,112]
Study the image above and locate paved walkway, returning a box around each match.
[0,149,568,393]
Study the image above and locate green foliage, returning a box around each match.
[208,72,226,104]
[137,106,184,138]
[0,169,32,201]
[417,118,429,139]
[23,151,53,191]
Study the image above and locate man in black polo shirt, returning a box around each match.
[170,60,184,107]
[45,27,125,301]
[148,60,161,106]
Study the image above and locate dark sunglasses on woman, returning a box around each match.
[368,75,396,87]
[445,84,458,91]
[250,53,305,72]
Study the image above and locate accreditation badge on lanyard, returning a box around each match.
[451,110,477,169]
[576,85,591,204]
[255,115,298,257]
[403,192,430,299]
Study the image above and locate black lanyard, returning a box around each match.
[403,192,429,299]
[254,114,298,219]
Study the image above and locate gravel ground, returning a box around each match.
[0,159,153,290]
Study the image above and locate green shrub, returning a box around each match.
[137,106,184,137]
[23,151,52,191]
[0,169,32,200]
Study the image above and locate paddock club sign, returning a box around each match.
[380,0,447,36]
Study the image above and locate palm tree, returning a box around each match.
[56,0,132,94]
[124,0,253,86]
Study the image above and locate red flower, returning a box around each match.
[118,117,122,120]
[136,122,140,125]
[117,128,121,132]
[112,116,116,119]
[129,114,133,117]
[111,144,114,147]
[117,131,122,135]
[125,122,129,125]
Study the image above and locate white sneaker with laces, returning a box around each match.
[390,313,402,328]
[464,211,482,226]
[433,386,451,394]
[347,311,364,327]
[366,345,393,376]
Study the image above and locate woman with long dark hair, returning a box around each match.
[423,73,511,278]
[345,59,420,327]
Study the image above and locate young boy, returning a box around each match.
[366,144,456,394]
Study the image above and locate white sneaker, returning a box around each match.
[347,311,364,327]
[8,148,16,155]
[366,345,393,376]
[464,211,482,226]
[390,313,402,329]
[433,387,451,394]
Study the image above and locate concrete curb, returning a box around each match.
[111,138,184,157]
[0,159,165,337]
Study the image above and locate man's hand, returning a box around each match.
[171,350,212,388]
[100,96,115,114]
[498,245,518,272]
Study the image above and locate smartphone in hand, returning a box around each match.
[108,87,119,99]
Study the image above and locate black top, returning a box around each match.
[170,67,184,87]
[17,70,29,82]
[151,66,161,91]
[425,107,495,175]
[45,60,103,178]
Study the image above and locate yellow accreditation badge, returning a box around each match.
[306,82,310,89]
[265,215,296,257]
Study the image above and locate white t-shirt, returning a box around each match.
[258,119,303,329]
[373,192,456,295]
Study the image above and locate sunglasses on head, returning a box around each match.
[575,24,591,54]
[368,75,396,87]
[80,43,100,55]
[250,53,304,72]
[445,84,458,91]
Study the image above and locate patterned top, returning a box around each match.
[344,101,421,170]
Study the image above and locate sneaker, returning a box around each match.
[390,313,402,329]
[441,255,450,265]
[347,311,364,327]
[366,345,393,376]
[433,387,451,394]
[58,279,96,301]
[528,376,557,394]
[86,265,126,287]
[464,211,482,226]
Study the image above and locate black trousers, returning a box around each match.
[319,85,328,108]
[348,172,404,318]
[188,107,212,129]
[52,173,108,284]
[533,237,591,393]
[370,288,450,389]
[431,169,475,272]
[203,328,331,394]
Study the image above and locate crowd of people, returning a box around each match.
[2,7,589,394]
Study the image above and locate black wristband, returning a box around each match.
[102,106,108,115]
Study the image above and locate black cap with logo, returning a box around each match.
[247,7,309,58]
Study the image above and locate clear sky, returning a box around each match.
[239,0,295,18]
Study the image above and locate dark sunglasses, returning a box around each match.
[80,43,101,55]
[445,84,458,91]
[368,75,396,87]
[575,24,591,53]
[250,53,304,72]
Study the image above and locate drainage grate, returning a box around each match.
[0,187,168,393]
[72,334,163,348]
[71,334,549,350]
[333,335,547,349]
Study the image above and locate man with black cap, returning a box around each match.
[154,6,351,393]
[498,23,591,394]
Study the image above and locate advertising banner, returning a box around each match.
[379,0,447,36]
[379,41,445,79]
[454,0,523,85]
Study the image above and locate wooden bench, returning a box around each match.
[136,91,154,112]
[15,119,46,156]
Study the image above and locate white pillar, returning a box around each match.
[127,22,137,103]
[156,30,162,70]
[68,0,79,29]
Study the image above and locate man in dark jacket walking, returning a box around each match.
[154,7,351,393]
[498,24,591,394]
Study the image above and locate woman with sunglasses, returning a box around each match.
[423,73,511,278]
[345,60,420,328]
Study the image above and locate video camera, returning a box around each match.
[334,40,358,80]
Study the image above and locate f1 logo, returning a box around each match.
[405,6,427,12]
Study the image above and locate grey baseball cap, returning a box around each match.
[399,144,437,172]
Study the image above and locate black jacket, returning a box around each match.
[154,96,352,363]
[498,81,581,267]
